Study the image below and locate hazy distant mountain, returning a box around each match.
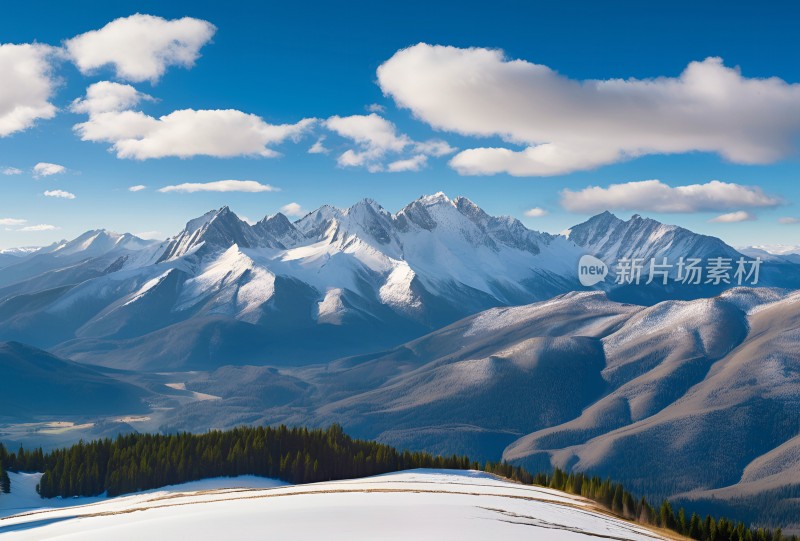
[0,247,40,269]
[0,341,150,421]
[739,245,800,264]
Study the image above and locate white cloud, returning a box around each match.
[135,230,163,240]
[64,14,216,83]
[308,136,329,154]
[34,162,67,177]
[19,223,58,231]
[387,155,427,172]
[0,43,57,137]
[158,180,279,193]
[560,180,780,213]
[326,114,409,155]
[524,207,548,217]
[709,211,756,223]
[324,113,453,172]
[44,189,75,199]
[366,103,386,113]
[279,202,306,217]
[779,217,799,225]
[2,167,23,175]
[413,139,456,157]
[71,81,153,115]
[0,218,27,226]
[128,184,147,192]
[378,44,800,176]
[74,108,315,159]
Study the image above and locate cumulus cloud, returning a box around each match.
[366,103,386,113]
[387,155,427,172]
[324,113,454,172]
[128,184,147,192]
[308,136,329,154]
[64,14,216,83]
[19,223,58,231]
[279,202,306,217]
[779,217,799,225]
[560,180,780,213]
[158,179,279,193]
[327,114,409,153]
[2,167,23,175]
[74,108,315,159]
[34,162,67,177]
[413,139,456,157]
[70,81,153,115]
[0,43,58,137]
[44,189,75,199]
[524,207,548,217]
[377,44,800,176]
[0,218,27,226]
[709,211,756,223]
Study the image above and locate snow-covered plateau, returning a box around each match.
[0,469,669,540]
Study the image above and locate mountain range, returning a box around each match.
[1,192,797,369]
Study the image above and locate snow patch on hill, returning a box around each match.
[0,470,667,540]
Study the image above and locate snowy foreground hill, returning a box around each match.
[0,470,671,541]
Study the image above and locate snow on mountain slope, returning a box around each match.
[1,194,797,370]
[0,194,590,368]
[0,470,667,541]
[504,288,800,498]
[0,230,162,296]
[503,295,750,467]
[566,211,740,263]
[291,292,639,459]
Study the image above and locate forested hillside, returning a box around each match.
[1,425,796,540]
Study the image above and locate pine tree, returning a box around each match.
[688,513,702,540]
[0,463,10,494]
[660,500,677,530]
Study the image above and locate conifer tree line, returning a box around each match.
[0,426,797,541]
[0,442,12,494]
[508,465,797,541]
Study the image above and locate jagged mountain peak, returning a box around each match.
[408,191,455,209]
[159,206,255,262]
[567,210,742,263]
[253,212,307,249]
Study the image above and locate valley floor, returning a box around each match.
[0,469,672,540]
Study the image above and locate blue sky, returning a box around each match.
[1,0,799,249]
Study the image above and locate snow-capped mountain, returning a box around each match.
[0,246,40,269]
[0,194,588,368]
[565,211,741,262]
[565,212,800,302]
[0,194,796,369]
[739,244,800,264]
